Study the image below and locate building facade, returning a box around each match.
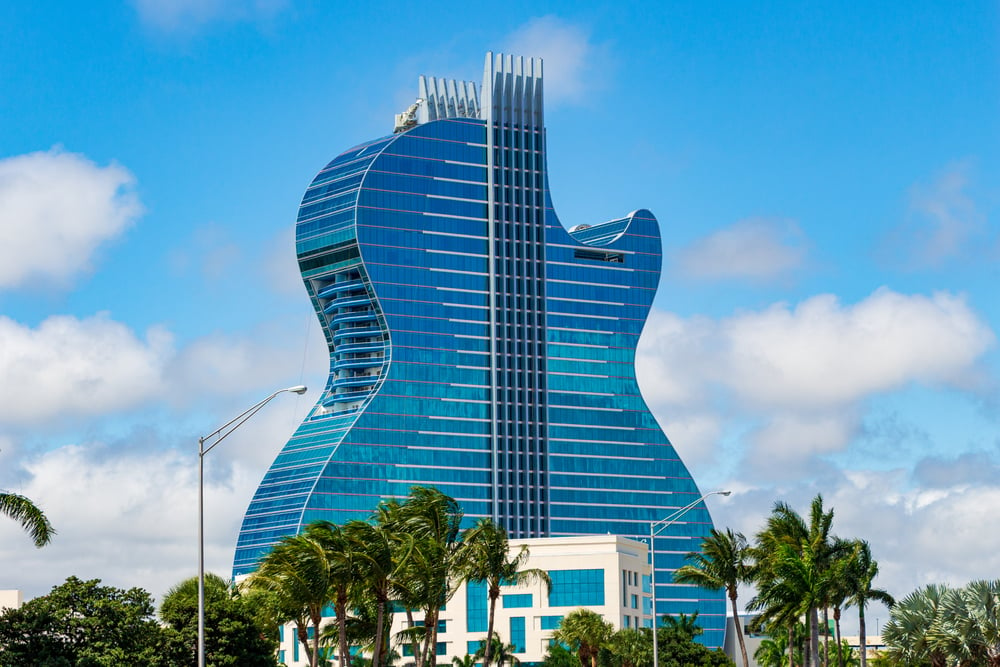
[277,536,652,667]
[234,53,725,645]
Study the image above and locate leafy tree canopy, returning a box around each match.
[0,576,162,667]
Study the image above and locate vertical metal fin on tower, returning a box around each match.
[481,52,548,538]
[415,76,481,124]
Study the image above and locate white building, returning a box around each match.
[277,535,653,666]
[0,590,22,613]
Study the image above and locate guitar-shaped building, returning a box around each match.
[235,53,726,646]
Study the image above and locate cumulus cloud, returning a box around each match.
[710,468,1000,633]
[637,288,995,470]
[882,161,986,268]
[0,149,141,290]
[0,314,172,424]
[0,442,268,601]
[0,311,323,426]
[673,218,808,282]
[504,16,607,106]
[131,0,289,32]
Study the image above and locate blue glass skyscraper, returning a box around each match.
[234,53,726,646]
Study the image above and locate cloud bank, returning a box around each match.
[673,218,808,282]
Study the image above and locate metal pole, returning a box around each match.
[650,522,658,667]
[197,385,306,667]
[198,439,206,667]
[648,490,732,667]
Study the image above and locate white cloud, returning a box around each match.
[638,288,995,470]
[882,161,986,268]
[708,466,1000,634]
[131,0,289,32]
[673,218,808,282]
[0,443,268,601]
[0,314,172,424]
[504,16,605,107]
[0,149,141,290]
[0,311,324,427]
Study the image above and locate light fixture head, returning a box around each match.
[719,490,732,497]
[287,385,308,395]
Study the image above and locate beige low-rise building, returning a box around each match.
[276,535,652,666]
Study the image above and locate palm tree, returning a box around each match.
[674,527,750,667]
[0,491,55,547]
[474,635,522,667]
[245,522,345,667]
[392,486,464,667]
[552,609,613,667]
[881,583,950,667]
[752,494,840,667]
[660,611,703,640]
[345,518,412,667]
[841,541,894,667]
[457,518,551,667]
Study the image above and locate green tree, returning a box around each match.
[552,609,614,667]
[158,573,278,667]
[608,627,651,667]
[457,518,551,667]
[391,486,464,667]
[474,635,522,667]
[881,583,950,667]
[541,643,582,667]
[0,491,55,547]
[674,528,751,667]
[0,576,162,667]
[841,541,894,667]
[655,614,733,667]
[245,523,345,667]
[751,495,844,667]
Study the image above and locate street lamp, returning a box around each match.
[649,490,732,667]
[197,385,307,667]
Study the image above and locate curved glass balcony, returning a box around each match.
[317,279,365,299]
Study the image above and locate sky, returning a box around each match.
[1,0,998,634]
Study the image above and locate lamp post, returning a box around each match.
[197,385,307,667]
[649,490,731,667]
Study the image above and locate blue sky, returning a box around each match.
[1,1,998,629]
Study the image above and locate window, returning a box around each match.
[503,593,533,608]
[510,617,526,653]
[467,580,487,632]
[548,569,605,607]
[540,615,563,630]
[631,594,638,609]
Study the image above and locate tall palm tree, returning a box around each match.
[842,540,894,667]
[752,494,839,667]
[674,527,751,667]
[457,518,551,667]
[246,522,348,667]
[552,609,613,667]
[392,486,464,667]
[345,519,412,667]
[0,491,55,547]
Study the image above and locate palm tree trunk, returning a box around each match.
[485,587,498,667]
[857,606,867,667]
[788,623,795,667]
[833,606,843,667]
[728,591,749,667]
[406,609,422,667]
[372,595,387,667]
[803,614,811,667]
[298,621,314,667]
[810,608,820,667]
[822,608,829,667]
[313,608,324,667]
[424,607,440,667]
[336,592,352,667]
